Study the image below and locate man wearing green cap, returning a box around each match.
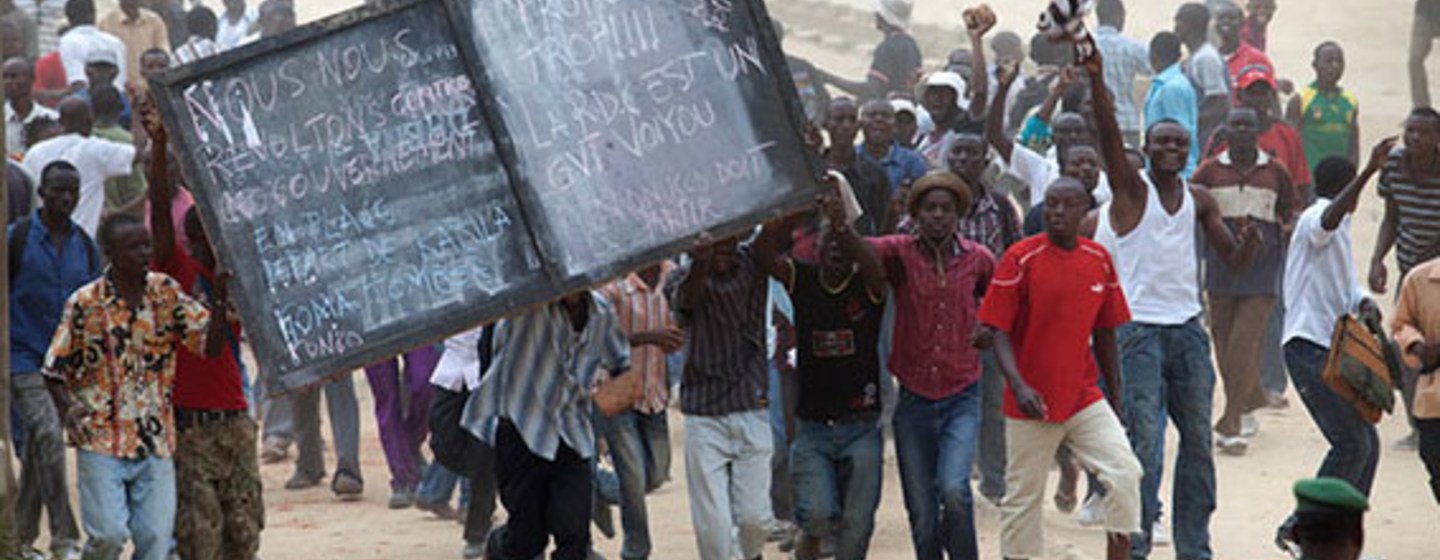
[1281,477,1367,560]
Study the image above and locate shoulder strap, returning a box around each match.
[78,230,100,275]
[8,218,30,283]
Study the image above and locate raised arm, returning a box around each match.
[1322,137,1397,231]
[754,215,799,288]
[143,111,176,268]
[821,195,885,295]
[1084,51,1146,207]
[963,6,995,120]
[986,62,1019,162]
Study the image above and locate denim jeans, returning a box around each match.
[1285,339,1380,494]
[977,350,1007,503]
[768,365,797,523]
[598,409,670,559]
[1117,318,1216,560]
[893,383,981,560]
[416,460,470,507]
[790,419,883,560]
[76,450,176,560]
[684,410,772,560]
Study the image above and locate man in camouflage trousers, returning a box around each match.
[145,107,264,558]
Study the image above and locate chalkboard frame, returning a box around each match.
[149,0,827,392]
[148,0,555,393]
[440,0,827,291]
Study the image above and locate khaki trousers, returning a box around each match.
[1001,401,1142,559]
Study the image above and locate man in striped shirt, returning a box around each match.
[462,291,636,560]
[596,262,684,560]
[1370,106,1440,449]
[666,228,786,560]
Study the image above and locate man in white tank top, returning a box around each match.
[1082,47,1262,560]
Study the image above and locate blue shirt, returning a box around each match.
[461,292,630,460]
[1144,63,1200,177]
[857,142,929,193]
[9,211,100,373]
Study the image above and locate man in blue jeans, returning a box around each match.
[1282,147,1393,499]
[869,169,996,560]
[1084,47,1261,559]
[596,261,684,560]
[43,213,232,560]
[756,194,886,560]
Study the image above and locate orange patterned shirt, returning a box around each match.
[43,272,211,459]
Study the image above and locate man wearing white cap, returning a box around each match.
[916,8,995,168]
[815,0,921,101]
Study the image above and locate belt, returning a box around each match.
[175,408,247,431]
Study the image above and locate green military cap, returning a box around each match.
[1293,477,1369,514]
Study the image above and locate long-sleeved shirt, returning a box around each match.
[462,294,629,460]
[1095,25,1151,135]
[1393,258,1440,370]
[99,8,170,87]
[9,212,101,373]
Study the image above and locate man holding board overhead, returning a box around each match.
[463,289,640,560]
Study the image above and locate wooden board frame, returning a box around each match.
[149,0,825,392]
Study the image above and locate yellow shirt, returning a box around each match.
[1393,258,1440,370]
[99,8,169,87]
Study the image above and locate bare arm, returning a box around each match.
[754,216,798,288]
[1194,186,1261,271]
[988,329,1046,419]
[1284,95,1302,129]
[986,63,1019,162]
[963,7,994,121]
[1369,197,1399,294]
[143,105,176,267]
[1323,137,1397,231]
[812,66,871,98]
[1084,52,1146,209]
[1348,110,1362,165]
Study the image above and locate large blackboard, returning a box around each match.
[151,0,820,391]
[461,0,819,279]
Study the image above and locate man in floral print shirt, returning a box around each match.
[43,212,229,560]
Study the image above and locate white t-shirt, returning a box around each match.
[1005,144,1113,208]
[216,7,258,51]
[58,25,128,89]
[4,102,59,155]
[1283,200,1369,348]
[22,133,136,237]
[432,327,485,392]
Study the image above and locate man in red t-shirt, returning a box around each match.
[144,113,263,560]
[977,177,1141,560]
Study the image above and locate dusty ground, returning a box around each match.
[59,0,1436,558]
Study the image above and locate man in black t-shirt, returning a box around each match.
[756,193,887,560]
[815,0,921,102]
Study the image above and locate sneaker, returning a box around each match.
[284,471,324,490]
[388,489,415,509]
[332,471,364,500]
[1396,431,1419,450]
[461,540,486,559]
[58,547,83,560]
[416,499,463,520]
[1076,493,1105,527]
[19,548,45,560]
[260,438,291,464]
[1152,520,1171,547]
[1240,414,1260,438]
[1217,435,1249,456]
